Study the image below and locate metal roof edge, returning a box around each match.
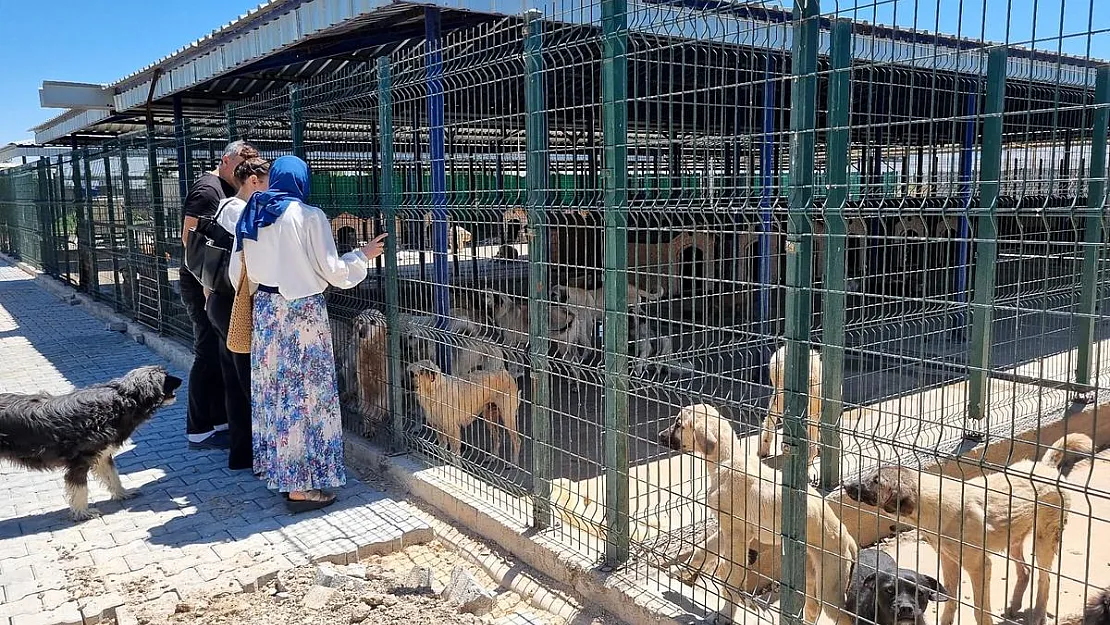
[112,0,400,114]
[34,110,113,145]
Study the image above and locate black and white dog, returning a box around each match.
[0,366,182,520]
[845,547,949,625]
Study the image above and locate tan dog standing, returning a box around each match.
[352,309,389,426]
[841,433,1088,625]
[659,404,857,625]
[758,344,823,462]
[408,359,521,465]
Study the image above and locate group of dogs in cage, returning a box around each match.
[657,346,1106,625]
[340,280,680,459]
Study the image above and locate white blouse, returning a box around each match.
[228,200,368,300]
[216,197,246,235]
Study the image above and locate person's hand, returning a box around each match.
[359,233,388,260]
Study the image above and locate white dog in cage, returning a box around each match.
[758,343,824,462]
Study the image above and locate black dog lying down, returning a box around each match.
[845,547,949,625]
[0,366,182,520]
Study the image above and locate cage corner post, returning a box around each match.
[1074,65,1110,397]
[377,56,406,452]
[424,5,452,374]
[34,157,54,276]
[967,47,1007,422]
[524,8,553,530]
[780,0,820,622]
[819,17,853,492]
[601,0,631,566]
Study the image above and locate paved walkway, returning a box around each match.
[0,260,431,625]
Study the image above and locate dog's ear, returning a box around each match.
[892,469,918,515]
[694,421,718,457]
[913,573,949,602]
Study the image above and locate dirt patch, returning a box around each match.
[110,541,615,625]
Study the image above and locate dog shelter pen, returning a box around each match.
[1,0,1109,622]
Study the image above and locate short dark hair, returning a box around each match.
[233,157,270,183]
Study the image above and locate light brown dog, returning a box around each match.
[842,435,1082,625]
[352,309,389,426]
[658,404,857,625]
[758,344,823,462]
[408,359,521,465]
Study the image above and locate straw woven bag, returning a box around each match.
[226,250,253,354]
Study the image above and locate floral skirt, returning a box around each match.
[251,291,346,493]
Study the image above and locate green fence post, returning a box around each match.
[377,57,405,452]
[101,149,123,309]
[819,19,852,493]
[57,156,74,285]
[1075,66,1110,395]
[601,0,630,566]
[291,83,306,160]
[781,0,820,622]
[35,158,53,273]
[70,145,91,293]
[226,103,239,142]
[524,9,553,530]
[82,149,100,296]
[147,129,172,334]
[967,48,1007,421]
[119,147,139,317]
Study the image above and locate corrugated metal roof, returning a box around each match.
[30,0,1105,145]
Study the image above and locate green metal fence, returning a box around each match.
[2,0,1109,623]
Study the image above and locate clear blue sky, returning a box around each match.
[0,0,1105,146]
[0,0,259,144]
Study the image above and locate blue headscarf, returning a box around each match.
[235,155,311,250]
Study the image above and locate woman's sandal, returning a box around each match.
[283,490,337,513]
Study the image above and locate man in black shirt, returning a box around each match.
[181,140,257,450]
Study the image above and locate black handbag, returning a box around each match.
[184,201,235,296]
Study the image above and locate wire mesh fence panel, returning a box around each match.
[0,0,1107,623]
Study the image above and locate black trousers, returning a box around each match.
[206,289,254,470]
[180,270,228,436]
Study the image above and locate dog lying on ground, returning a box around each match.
[842,434,1081,625]
[845,547,949,625]
[408,359,521,465]
[658,404,857,625]
[758,343,824,462]
[0,366,182,520]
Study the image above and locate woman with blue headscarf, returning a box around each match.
[229,155,387,512]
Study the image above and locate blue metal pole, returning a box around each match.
[425,6,452,374]
[956,90,976,333]
[759,53,775,336]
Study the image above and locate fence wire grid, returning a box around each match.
[2,0,1110,623]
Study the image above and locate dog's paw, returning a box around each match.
[71,507,102,521]
[111,489,137,501]
[669,563,700,585]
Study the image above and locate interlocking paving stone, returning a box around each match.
[0,260,431,625]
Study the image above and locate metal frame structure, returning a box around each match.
[2,1,1109,623]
